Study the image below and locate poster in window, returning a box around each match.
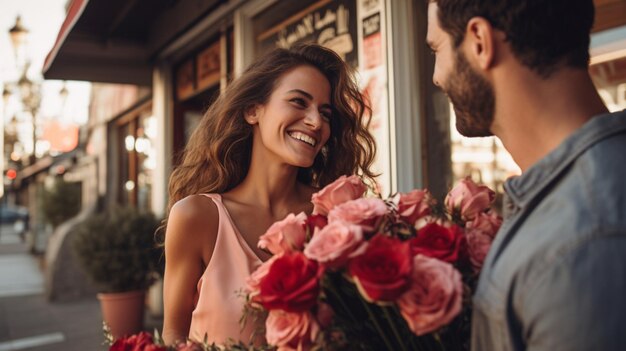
[257,0,359,68]
[176,60,195,101]
[362,12,381,69]
[357,0,390,195]
[197,41,221,91]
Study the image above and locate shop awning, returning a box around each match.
[43,0,225,85]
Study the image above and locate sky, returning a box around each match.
[1,0,90,127]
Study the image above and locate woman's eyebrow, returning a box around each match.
[287,89,313,100]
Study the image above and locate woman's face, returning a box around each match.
[248,64,332,168]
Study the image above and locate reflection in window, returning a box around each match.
[117,107,154,211]
[449,104,521,209]
[590,55,626,112]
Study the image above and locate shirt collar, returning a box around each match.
[504,110,626,210]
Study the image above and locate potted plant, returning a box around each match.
[41,177,81,229]
[72,206,161,339]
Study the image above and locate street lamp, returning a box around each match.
[17,67,40,162]
[8,15,29,65]
[2,87,11,105]
[6,15,40,164]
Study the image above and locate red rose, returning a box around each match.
[348,234,412,303]
[306,214,328,235]
[109,332,155,351]
[174,341,204,351]
[110,339,133,351]
[410,222,464,263]
[254,252,322,312]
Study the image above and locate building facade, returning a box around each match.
[43,0,626,218]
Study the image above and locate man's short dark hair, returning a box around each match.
[431,0,595,77]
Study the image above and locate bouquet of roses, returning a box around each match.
[103,323,271,351]
[244,175,502,351]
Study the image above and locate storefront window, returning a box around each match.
[172,33,230,164]
[589,26,626,112]
[449,106,521,200]
[253,0,392,194]
[116,104,155,211]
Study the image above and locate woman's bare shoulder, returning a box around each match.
[166,195,220,248]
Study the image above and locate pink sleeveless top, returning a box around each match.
[188,194,264,345]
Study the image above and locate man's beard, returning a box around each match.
[444,50,495,137]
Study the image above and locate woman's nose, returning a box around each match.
[304,110,323,130]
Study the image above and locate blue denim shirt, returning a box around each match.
[471,111,626,351]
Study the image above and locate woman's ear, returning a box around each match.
[244,105,261,125]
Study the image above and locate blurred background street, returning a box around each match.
[0,223,104,351]
[1,0,626,349]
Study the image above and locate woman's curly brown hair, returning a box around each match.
[166,43,377,214]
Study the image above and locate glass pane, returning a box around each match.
[136,111,155,212]
[590,55,626,112]
[449,104,521,209]
[119,123,132,205]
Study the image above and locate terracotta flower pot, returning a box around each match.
[98,290,146,339]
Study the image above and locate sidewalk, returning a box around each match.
[0,225,161,351]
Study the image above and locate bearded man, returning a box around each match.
[426,0,626,350]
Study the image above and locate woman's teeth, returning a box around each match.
[288,132,316,147]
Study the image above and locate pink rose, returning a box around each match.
[328,198,387,233]
[445,177,495,221]
[304,221,364,269]
[398,255,463,336]
[266,310,320,351]
[348,234,412,303]
[466,211,502,239]
[464,211,502,271]
[258,212,307,255]
[312,175,367,216]
[464,231,492,272]
[397,189,433,225]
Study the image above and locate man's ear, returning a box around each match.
[244,105,261,125]
[464,17,497,70]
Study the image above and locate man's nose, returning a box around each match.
[433,73,440,87]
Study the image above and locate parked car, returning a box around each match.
[0,205,29,237]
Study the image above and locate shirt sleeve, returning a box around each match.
[519,234,626,351]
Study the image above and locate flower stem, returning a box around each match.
[324,283,358,323]
[359,299,396,351]
[434,333,447,351]
[382,307,408,351]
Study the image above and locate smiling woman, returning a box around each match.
[160,43,376,347]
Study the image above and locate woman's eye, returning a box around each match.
[321,111,332,121]
[290,98,306,107]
